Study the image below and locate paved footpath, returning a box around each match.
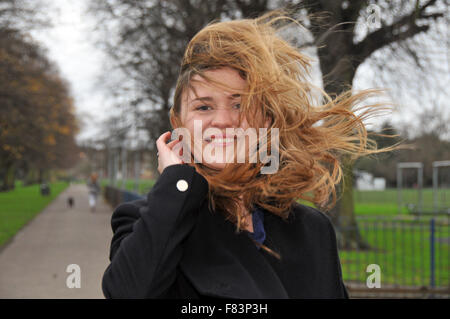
[0,183,114,298]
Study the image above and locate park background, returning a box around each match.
[0,0,449,298]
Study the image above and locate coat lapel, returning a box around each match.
[180,201,289,298]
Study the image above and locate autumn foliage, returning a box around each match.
[0,28,79,190]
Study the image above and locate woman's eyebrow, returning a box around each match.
[191,96,214,103]
[190,94,240,104]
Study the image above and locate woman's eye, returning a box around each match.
[196,105,211,111]
[233,104,241,110]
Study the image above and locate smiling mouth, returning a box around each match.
[204,136,237,146]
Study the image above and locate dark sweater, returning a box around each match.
[102,164,349,299]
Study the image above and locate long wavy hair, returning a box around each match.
[170,12,394,239]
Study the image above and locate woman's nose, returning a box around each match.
[210,108,238,128]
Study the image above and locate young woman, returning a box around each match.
[102,12,387,299]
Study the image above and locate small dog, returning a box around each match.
[67,197,74,208]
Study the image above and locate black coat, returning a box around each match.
[102,164,349,299]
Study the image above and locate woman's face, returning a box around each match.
[176,67,267,170]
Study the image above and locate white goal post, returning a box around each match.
[432,160,450,215]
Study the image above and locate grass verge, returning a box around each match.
[0,181,69,247]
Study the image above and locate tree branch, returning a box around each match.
[354,0,444,63]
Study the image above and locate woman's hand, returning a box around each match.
[156,131,185,174]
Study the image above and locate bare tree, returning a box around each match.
[0,0,51,30]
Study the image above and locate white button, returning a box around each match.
[176,179,188,192]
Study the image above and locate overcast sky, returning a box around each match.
[29,0,111,142]
[28,1,449,143]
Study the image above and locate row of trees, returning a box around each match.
[0,0,80,190]
[86,0,447,249]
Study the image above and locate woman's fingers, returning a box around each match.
[156,131,172,151]
[156,131,185,173]
[157,132,181,153]
[170,137,187,158]
[166,138,179,149]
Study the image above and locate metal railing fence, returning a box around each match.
[337,217,449,298]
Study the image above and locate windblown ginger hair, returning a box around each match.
[170,12,390,232]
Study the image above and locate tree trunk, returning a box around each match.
[24,167,38,185]
[328,156,370,250]
[317,35,370,250]
[1,161,16,192]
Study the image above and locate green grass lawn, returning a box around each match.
[354,188,450,216]
[0,181,69,247]
[298,188,450,217]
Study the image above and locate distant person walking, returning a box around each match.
[87,173,100,212]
